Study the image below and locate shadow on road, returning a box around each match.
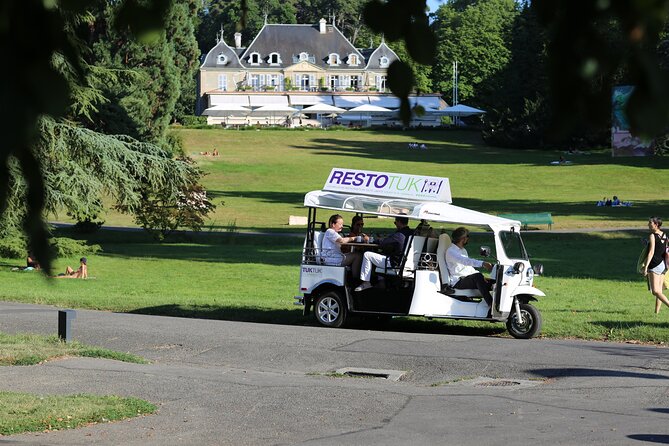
[127,304,507,338]
[529,367,669,380]
[627,434,669,444]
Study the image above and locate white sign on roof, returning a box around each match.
[249,95,289,107]
[289,95,334,106]
[209,95,250,106]
[333,96,369,108]
[368,95,400,108]
[323,168,451,203]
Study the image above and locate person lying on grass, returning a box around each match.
[53,257,88,279]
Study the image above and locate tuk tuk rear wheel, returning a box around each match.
[506,303,542,339]
[314,291,347,328]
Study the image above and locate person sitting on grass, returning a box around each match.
[54,257,88,279]
[26,252,40,270]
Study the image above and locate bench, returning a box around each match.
[498,213,553,230]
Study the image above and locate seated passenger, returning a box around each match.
[444,227,494,316]
[355,216,413,292]
[26,251,40,270]
[322,214,363,279]
[342,215,367,254]
[415,219,438,237]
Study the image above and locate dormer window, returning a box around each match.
[347,54,358,66]
[249,52,261,65]
[379,56,389,68]
[216,53,228,65]
[328,53,340,66]
[269,52,281,65]
[299,52,309,62]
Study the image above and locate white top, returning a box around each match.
[445,244,483,285]
[322,228,344,265]
[303,190,520,231]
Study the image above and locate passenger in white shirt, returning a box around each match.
[445,227,494,315]
[322,214,364,279]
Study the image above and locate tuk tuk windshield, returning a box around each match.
[499,230,528,260]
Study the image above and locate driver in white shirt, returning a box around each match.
[445,227,494,316]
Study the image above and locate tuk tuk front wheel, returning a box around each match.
[506,303,542,339]
[314,291,347,328]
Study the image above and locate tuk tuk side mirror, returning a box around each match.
[512,262,525,275]
[479,246,491,257]
[532,263,544,276]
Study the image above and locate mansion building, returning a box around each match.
[197,18,444,123]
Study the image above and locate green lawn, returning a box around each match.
[20,128,669,343]
[2,229,667,343]
[63,128,669,231]
[182,129,668,230]
[0,392,155,436]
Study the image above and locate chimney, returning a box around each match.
[319,18,326,34]
[234,32,242,49]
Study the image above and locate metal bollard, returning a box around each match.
[58,310,76,342]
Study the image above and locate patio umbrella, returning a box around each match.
[301,103,345,127]
[344,104,395,126]
[438,104,486,117]
[301,103,346,114]
[202,104,251,117]
[251,105,298,125]
[345,104,394,114]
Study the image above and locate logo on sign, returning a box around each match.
[323,168,451,202]
[302,267,323,274]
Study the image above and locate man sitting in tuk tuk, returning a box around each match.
[355,216,413,292]
[444,227,494,314]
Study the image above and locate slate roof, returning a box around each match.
[201,39,244,69]
[365,42,399,70]
[239,24,365,69]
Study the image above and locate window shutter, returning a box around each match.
[295,74,300,86]
[310,74,315,87]
[260,74,266,87]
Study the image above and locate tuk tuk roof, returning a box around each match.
[304,190,521,231]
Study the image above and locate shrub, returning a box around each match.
[50,238,102,257]
[180,115,207,126]
[0,234,27,258]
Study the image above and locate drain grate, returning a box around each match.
[335,367,406,381]
[476,380,521,387]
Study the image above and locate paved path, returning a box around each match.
[0,301,668,445]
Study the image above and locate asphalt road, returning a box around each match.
[0,301,668,445]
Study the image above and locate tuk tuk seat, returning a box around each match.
[436,233,481,298]
[375,234,422,278]
[424,237,438,254]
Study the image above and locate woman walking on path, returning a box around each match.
[643,217,669,313]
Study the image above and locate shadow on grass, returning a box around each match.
[203,189,669,228]
[591,320,669,330]
[292,131,669,170]
[49,227,655,281]
[529,367,669,380]
[128,304,507,338]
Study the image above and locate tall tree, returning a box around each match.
[431,0,518,108]
[169,0,203,121]
[87,1,180,145]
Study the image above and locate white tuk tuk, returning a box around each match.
[294,168,546,339]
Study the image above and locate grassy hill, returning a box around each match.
[174,128,667,231]
[12,128,668,343]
